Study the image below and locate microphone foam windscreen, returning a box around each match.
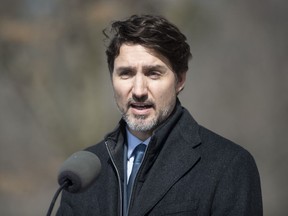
[58,151,101,193]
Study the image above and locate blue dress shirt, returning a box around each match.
[126,128,150,182]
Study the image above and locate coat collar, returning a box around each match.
[129,100,202,215]
[105,99,202,216]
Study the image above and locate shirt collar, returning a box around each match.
[126,127,150,159]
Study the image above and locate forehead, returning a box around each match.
[114,44,172,69]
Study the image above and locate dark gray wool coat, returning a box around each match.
[57,100,262,216]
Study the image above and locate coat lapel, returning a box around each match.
[130,108,202,216]
[134,146,200,216]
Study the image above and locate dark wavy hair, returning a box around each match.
[103,14,192,77]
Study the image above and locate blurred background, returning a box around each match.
[0,0,287,215]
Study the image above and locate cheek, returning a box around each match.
[153,84,177,103]
[113,88,123,102]
[113,83,129,102]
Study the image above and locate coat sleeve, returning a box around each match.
[211,149,263,216]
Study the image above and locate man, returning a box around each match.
[57,14,262,216]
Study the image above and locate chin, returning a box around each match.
[127,117,157,132]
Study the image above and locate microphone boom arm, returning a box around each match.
[46,180,70,216]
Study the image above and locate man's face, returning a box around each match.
[112,44,186,140]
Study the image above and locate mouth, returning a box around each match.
[128,101,154,116]
[130,102,154,110]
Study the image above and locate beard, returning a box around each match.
[119,102,174,132]
[123,112,158,132]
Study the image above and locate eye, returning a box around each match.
[118,70,133,79]
[147,70,161,80]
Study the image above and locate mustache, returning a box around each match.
[127,98,155,108]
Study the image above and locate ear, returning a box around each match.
[176,72,187,94]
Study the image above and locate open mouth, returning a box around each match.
[130,103,154,110]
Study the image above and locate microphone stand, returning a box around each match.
[46,181,69,216]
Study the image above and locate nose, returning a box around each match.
[132,74,148,101]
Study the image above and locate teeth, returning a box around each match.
[132,104,150,109]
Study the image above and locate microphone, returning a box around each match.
[58,150,101,193]
[47,151,101,216]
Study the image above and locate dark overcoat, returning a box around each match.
[57,101,262,216]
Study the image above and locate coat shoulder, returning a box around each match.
[85,140,107,158]
[197,125,256,165]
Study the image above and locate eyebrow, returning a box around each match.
[115,64,167,73]
[114,66,135,73]
[142,65,167,72]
